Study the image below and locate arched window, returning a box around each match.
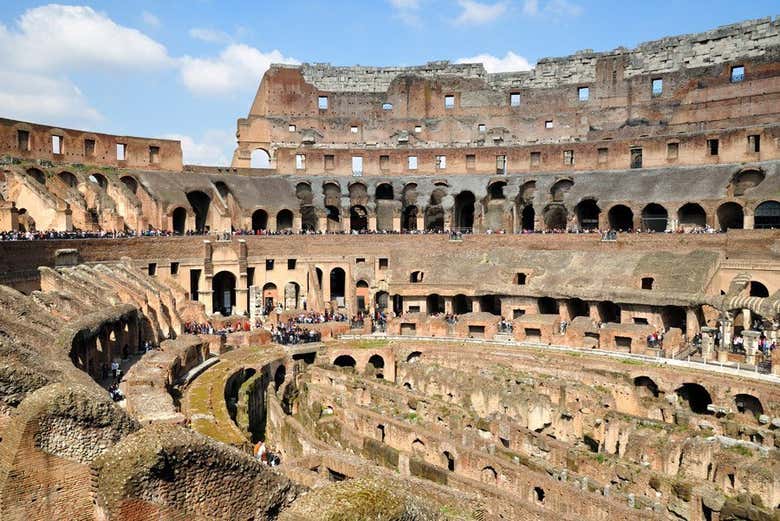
[608,205,633,231]
[542,205,567,230]
[376,183,394,200]
[212,271,236,316]
[333,355,357,368]
[172,207,187,234]
[641,203,668,232]
[252,209,268,231]
[276,209,293,231]
[575,200,600,230]
[454,191,475,232]
[754,201,780,229]
[250,148,271,168]
[716,202,743,231]
[675,383,712,414]
[677,203,706,229]
[186,191,211,232]
[59,171,78,188]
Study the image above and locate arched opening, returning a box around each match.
[597,301,621,323]
[425,206,444,231]
[608,205,633,231]
[754,201,780,229]
[749,281,769,298]
[538,297,559,315]
[716,202,744,231]
[543,205,567,230]
[480,295,501,315]
[323,182,341,205]
[349,182,368,205]
[402,206,418,231]
[734,394,763,420]
[412,438,425,453]
[16,208,35,232]
[533,487,545,504]
[89,173,108,189]
[376,183,394,200]
[454,191,475,232]
[642,203,668,232]
[296,182,314,204]
[355,280,369,312]
[262,283,277,310]
[333,355,357,369]
[250,148,271,168]
[375,291,389,312]
[481,466,498,484]
[427,294,445,315]
[186,191,211,232]
[675,383,712,414]
[377,424,386,442]
[521,205,535,231]
[367,354,385,379]
[575,199,600,230]
[641,277,654,290]
[406,351,422,363]
[551,179,573,202]
[442,451,456,471]
[276,209,293,231]
[212,271,236,316]
[326,205,340,232]
[567,298,589,318]
[284,282,300,309]
[488,181,506,199]
[301,206,318,231]
[252,209,268,231]
[172,207,187,234]
[350,205,368,231]
[677,203,706,229]
[274,365,286,392]
[26,168,46,185]
[633,376,660,398]
[453,294,472,315]
[329,268,345,305]
[214,181,230,199]
[59,171,78,188]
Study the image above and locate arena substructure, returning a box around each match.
[0,16,780,521]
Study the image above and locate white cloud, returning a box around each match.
[522,0,539,15]
[0,70,102,126]
[453,0,507,25]
[0,5,171,72]
[179,44,299,96]
[388,0,422,26]
[456,51,532,73]
[164,129,235,166]
[522,0,583,19]
[189,27,231,44]
[142,10,161,28]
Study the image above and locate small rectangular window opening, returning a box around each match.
[435,155,446,169]
[116,143,127,161]
[17,130,30,151]
[318,96,329,109]
[651,78,663,97]
[578,87,589,101]
[510,92,521,107]
[466,154,476,169]
[52,135,63,155]
[295,154,305,170]
[408,156,418,170]
[530,151,541,167]
[265,259,274,270]
[324,154,335,170]
[707,139,719,156]
[731,65,744,83]
[379,155,390,171]
[630,147,643,169]
[444,95,455,109]
[748,134,760,153]
[84,139,96,157]
[379,258,389,269]
[545,120,554,129]
[149,145,160,164]
[563,150,574,166]
[667,142,679,159]
[478,123,486,132]
[288,259,297,269]
[170,262,179,275]
[496,155,507,175]
[350,125,359,134]
[414,125,422,133]
[597,147,608,164]
[288,124,296,132]
[148,263,157,276]
[352,156,363,176]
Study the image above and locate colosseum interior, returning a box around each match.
[0,15,779,521]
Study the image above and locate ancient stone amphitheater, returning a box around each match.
[0,16,779,521]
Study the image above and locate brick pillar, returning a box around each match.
[368,214,377,232]
[416,213,425,231]
[744,213,755,230]
[742,330,760,365]
[700,327,717,361]
[392,214,401,232]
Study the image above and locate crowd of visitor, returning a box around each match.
[182,320,250,337]
[270,320,321,345]
[289,311,348,324]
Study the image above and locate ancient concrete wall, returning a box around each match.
[0,118,182,171]
[235,18,780,172]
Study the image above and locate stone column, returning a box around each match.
[368,214,377,232]
[742,309,752,331]
[700,326,717,361]
[319,214,327,232]
[719,314,733,350]
[686,308,701,337]
[392,214,401,232]
[742,330,760,366]
[416,213,425,231]
[743,213,754,230]
[293,214,302,233]
[444,296,453,315]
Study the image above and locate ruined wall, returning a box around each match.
[235,18,780,174]
[0,118,183,171]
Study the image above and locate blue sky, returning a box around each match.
[0,1,777,165]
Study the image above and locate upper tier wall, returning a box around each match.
[0,118,183,171]
[234,17,780,170]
